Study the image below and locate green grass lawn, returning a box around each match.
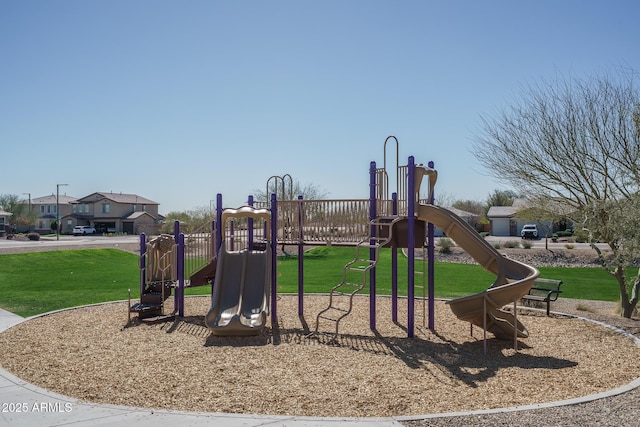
[0,246,627,317]
[0,249,140,317]
[274,246,625,302]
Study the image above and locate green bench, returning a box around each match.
[522,278,563,316]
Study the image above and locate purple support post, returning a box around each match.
[248,195,254,250]
[139,233,146,296]
[297,195,304,316]
[391,192,398,322]
[369,161,377,330]
[407,156,416,338]
[427,160,436,331]
[172,221,181,315]
[215,193,223,297]
[177,233,185,317]
[215,194,223,253]
[173,220,179,241]
[270,193,278,325]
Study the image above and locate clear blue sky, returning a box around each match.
[2,1,639,214]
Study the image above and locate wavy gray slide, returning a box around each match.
[204,245,271,336]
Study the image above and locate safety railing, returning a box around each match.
[183,221,217,279]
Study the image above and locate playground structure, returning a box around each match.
[129,136,539,347]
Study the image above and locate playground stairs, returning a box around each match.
[129,282,175,323]
[187,257,217,287]
[312,216,402,340]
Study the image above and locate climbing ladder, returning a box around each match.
[313,215,402,339]
[413,251,427,327]
[129,234,177,322]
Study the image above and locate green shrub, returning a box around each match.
[493,241,502,249]
[27,233,40,241]
[438,238,453,254]
[503,240,520,248]
[521,240,532,249]
[564,243,575,249]
[479,232,489,238]
[574,229,590,243]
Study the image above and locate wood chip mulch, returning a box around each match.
[1,295,639,418]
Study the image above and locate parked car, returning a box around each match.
[521,224,538,239]
[73,225,96,235]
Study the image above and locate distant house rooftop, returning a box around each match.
[31,194,77,205]
[72,192,158,205]
[487,206,517,218]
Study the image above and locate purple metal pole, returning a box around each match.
[139,233,146,296]
[215,193,223,253]
[173,220,179,241]
[172,220,181,315]
[270,193,278,325]
[215,194,223,297]
[407,156,416,338]
[248,195,254,250]
[391,192,398,322]
[369,161,377,330]
[297,195,304,316]
[177,233,185,317]
[427,160,436,331]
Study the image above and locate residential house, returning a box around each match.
[0,207,12,236]
[487,198,555,237]
[30,194,76,234]
[71,192,162,235]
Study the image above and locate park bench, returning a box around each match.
[521,278,563,316]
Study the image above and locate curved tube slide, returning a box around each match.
[417,204,539,339]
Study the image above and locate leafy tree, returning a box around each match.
[485,189,519,210]
[582,196,640,317]
[452,199,485,216]
[0,193,38,228]
[472,69,640,317]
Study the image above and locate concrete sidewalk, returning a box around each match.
[0,308,403,427]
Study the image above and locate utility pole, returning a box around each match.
[56,184,68,240]
[22,193,31,212]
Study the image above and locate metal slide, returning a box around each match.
[417,204,540,339]
[204,245,271,335]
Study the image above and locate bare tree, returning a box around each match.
[253,178,328,202]
[432,191,457,208]
[472,69,640,317]
[160,206,214,234]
